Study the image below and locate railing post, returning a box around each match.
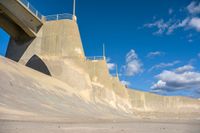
[27,2,30,8]
[36,11,38,17]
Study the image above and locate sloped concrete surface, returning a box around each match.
[0,56,200,133]
[0,56,131,122]
[0,56,199,121]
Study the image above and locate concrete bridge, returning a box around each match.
[0,0,43,40]
[0,0,75,62]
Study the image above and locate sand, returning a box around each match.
[0,120,200,133]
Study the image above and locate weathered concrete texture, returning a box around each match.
[41,20,84,57]
[40,57,93,101]
[85,60,132,112]
[3,18,200,119]
[86,60,113,89]
[0,56,199,122]
[18,20,84,63]
[128,89,200,118]
[0,57,131,122]
[7,20,92,97]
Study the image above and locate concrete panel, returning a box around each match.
[128,89,200,114]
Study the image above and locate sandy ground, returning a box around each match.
[0,120,199,133]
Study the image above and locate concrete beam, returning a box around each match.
[0,14,28,40]
[0,0,43,38]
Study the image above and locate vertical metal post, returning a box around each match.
[72,0,77,21]
[73,0,76,16]
[36,11,38,17]
[27,2,30,8]
[103,43,106,60]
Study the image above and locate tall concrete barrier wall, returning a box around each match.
[128,89,200,115]
[85,60,132,112]
[4,16,200,118]
[86,60,113,89]
[9,20,94,100]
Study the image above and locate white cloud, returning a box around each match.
[144,19,171,35]
[175,65,194,73]
[143,1,200,38]
[123,49,143,76]
[147,51,165,58]
[144,18,191,35]
[106,58,116,71]
[107,63,116,71]
[149,61,180,72]
[121,80,131,86]
[151,80,166,90]
[187,1,200,15]
[189,17,200,31]
[167,18,190,34]
[151,65,200,93]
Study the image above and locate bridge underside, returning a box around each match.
[0,0,44,62]
[0,11,30,41]
[0,1,42,39]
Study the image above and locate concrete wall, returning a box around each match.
[4,17,200,117]
[128,89,200,114]
[86,60,113,89]
[18,20,85,63]
[40,20,85,57]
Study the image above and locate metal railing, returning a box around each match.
[18,0,43,20]
[45,13,74,21]
[85,56,105,61]
[18,0,74,22]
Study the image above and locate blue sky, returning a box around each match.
[1,0,200,98]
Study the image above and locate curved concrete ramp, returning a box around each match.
[0,56,200,122]
[0,56,131,122]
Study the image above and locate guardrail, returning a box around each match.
[45,13,73,21]
[18,0,43,20]
[18,0,74,22]
[85,56,105,61]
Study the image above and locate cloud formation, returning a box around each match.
[151,65,200,96]
[147,51,165,58]
[149,60,180,72]
[174,65,194,73]
[187,1,200,15]
[121,80,131,86]
[107,63,116,71]
[189,17,200,31]
[144,1,200,37]
[122,49,143,76]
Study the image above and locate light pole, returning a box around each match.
[73,0,76,16]
[73,0,77,21]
